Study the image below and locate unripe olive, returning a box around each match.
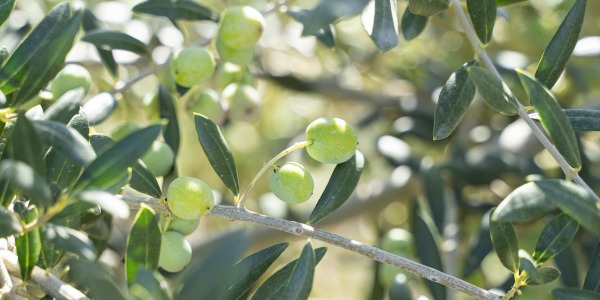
[171,47,216,88]
[158,231,192,272]
[217,6,265,49]
[269,162,314,204]
[305,117,358,164]
[141,141,175,177]
[215,37,255,65]
[49,64,92,100]
[159,213,200,236]
[222,83,261,123]
[216,62,253,90]
[185,88,227,125]
[167,177,214,219]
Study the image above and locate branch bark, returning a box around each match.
[121,195,501,300]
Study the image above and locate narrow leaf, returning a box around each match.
[281,241,316,300]
[401,6,428,41]
[535,0,586,89]
[216,242,289,299]
[414,212,446,299]
[433,60,477,140]
[158,85,180,157]
[74,124,161,192]
[76,190,130,219]
[533,213,579,264]
[518,70,581,169]
[490,209,520,273]
[82,93,118,126]
[422,164,445,233]
[583,240,600,292]
[82,8,118,76]
[463,211,493,277]
[43,88,85,124]
[492,181,557,222]
[527,267,561,285]
[132,0,218,21]
[0,206,22,237]
[467,0,496,44]
[468,66,518,116]
[361,0,399,52]
[9,112,46,175]
[301,0,370,36]
[553,288,600,300]
[33,120,96,166]
[409,0,449,16]
[555,245,580,288]
[44,224,96,260]
[251,248,327,300]
[535,179,600,235]
[68,259,129,300]
[194,114,239,196]
[15,205,40,280]
[309,151,364,224]
[14,9,82,103]
[176,230,248,300]
[530,109,600,132]
[0,3,71,92]
[131,269,172,300]
[45,113,88,190]
[0,0,15,28]
[287,10,335,48]
[0,159,52,207]
[126,205,161,285]
[82,29,148,56]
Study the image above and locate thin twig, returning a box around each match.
[121,195,501,300]
[449,0,600,203]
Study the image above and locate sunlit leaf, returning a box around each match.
[131,269,172,300]
[530,109,600,132]
[14,204,40,280]
[281,241,316,300]
[433,60,477,140]
[74,124,161,192]
[361,0,399,51]
[44,224,96,261]
[518,70,581,169]
[33,120,96,166]
[251,248,327,300]
[76,190,130,219]
[309,150,364,224]
[13,9,82,104]
[82,93,118,126]
[468,66,518,116]
[535,0,586,89]
[43,88,85,124]
[126,205,161,285]
[9,112,46,175]
[215,243,289,299]
[82,29,148,56]
[194,114,239,196]
[0,159,52,207]
[493,181,557,222]
[535,179,600,235]
[490,209,520,273]
[533,213,578,264]
[401,6,428,41]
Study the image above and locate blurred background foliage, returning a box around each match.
[3,0,600,298]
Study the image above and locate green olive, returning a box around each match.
[305,117,358,164]
[269,162,314,204]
